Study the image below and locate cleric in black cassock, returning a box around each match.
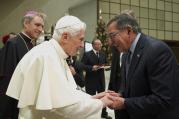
[0,11,46,119]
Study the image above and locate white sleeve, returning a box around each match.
[50,90,103,119]
[18,91,103,119]
[51,97,103,119]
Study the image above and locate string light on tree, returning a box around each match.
[96,9,112,65]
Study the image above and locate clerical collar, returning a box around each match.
[21,32,36,45]
[21,32,32,40]
[18,32,35,51]
[93,49,99,54]
[19,32,31,43]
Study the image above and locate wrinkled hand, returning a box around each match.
[92,90,116,99]
[108,95,125,110]
[108,91,122,97]
[92,90,120,108]
[100,93,114,108]
[92,92,106,99]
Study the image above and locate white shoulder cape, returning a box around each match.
[6,39,92,110]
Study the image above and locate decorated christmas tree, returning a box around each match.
[96,14,112,65]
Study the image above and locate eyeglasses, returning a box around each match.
[107,31,120,40]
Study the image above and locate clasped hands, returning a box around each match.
[92,91,125,110]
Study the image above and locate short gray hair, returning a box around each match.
[52,15,86,41]
[107,9,141,33]
[21,11,46,27]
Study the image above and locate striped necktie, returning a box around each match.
[125,50,131,78]
[96,52,99,57]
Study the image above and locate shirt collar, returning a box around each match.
[21,32,37,46]
[21,32,32,40]
[93,49,98,54]
[50,39,68,60]
[130,33,141,53]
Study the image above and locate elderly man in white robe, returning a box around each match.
[6,15,115,119]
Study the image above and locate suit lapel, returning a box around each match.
[125,34,145,96]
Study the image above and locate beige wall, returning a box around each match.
[69,0,97,42]
[98,0,179,41]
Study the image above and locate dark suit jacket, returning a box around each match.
[81,50,107,95]
[108,46,122,92]
[72,59,85,88]
[0,33,33,119]
[118,34,179,119]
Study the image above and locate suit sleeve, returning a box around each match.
[73,62,85,87]
[125,42,177,115]
[3,41,19,77]
[0,41,20,95]
[81,52,93,72]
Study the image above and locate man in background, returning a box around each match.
[81,39,111,119]
[0,11,46,119]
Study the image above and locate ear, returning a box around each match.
[23,19,30,29]
[23,22,27,29]
[126,27,132,35]
[61,32,68,40]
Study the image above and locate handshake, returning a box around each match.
[92,91,125,110]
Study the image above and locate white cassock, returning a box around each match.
[6,39,103,119]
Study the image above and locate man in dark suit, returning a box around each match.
[106,10,179,119]
[81,39,111,119]
[0,11,46,119]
